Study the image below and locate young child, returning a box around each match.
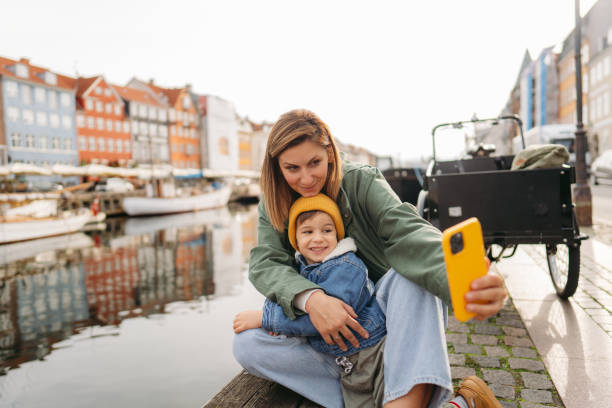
[234,193,387,407]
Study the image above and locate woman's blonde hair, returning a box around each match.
[261,109,342,232]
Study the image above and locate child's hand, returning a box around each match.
[233,310,263,334]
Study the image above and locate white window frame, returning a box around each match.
[44,72,57,86]
[97,117,104,130]
[40,135,48,150]
[7,107,19,122]
[16,64,28,78]
[87,116,95,129]
[48,91,58,108]
[98,137,105,152]
[89,136,96,151]
[86,99,94,111]
[79,136,87,151]
[50,114,60,128]
[5,81,18,97]
[35,87,46,104]
[25,134,35,149]
[21,85,32,105]
[22,109,34,124]
[36,111,48,127]
[62,115,72,130]
[60,93,70,108]
[11,132,21,147]
[77,114,85,128]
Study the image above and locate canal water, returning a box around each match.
[0,204,266,408]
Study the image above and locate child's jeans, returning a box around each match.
[233,269,453,407]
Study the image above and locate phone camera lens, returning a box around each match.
[450,232,464,254]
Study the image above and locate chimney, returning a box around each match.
[185,83,192,92]
[149,78,155,85]
[19,57,30,65]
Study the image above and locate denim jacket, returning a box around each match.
[261,238,387,357]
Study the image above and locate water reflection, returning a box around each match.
[0,204,258,377]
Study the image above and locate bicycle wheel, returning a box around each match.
[546,243,580,298]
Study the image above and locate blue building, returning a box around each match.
[0,57,78,172]
[519,47,560,131]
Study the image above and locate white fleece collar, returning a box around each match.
[295,237,357,263]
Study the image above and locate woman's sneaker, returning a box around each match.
[456,376,503,408]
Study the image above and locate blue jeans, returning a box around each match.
[233,269,453,407]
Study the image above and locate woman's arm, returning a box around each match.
[358,167,506,319]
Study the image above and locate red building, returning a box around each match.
[75,76,132,165]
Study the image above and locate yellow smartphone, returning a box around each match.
[442,217,488,322]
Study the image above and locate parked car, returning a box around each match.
[591,150,612,185]
[94,178,135,193]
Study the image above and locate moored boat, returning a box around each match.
[0,209,93,244]
[121,185,232,216]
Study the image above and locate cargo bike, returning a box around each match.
[415,116,588,298]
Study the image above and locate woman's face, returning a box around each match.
[278,140,330,197]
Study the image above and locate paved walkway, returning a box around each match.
[487,227,612,408]
[446,294,563,407]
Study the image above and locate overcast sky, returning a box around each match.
[1,0,598,161]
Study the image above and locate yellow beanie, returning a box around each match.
[288,194,345,251]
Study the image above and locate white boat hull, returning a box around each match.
[121,186,232,216]
[0,211,92,244]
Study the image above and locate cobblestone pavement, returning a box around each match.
[522,243,612,337]
[446,298,564,408]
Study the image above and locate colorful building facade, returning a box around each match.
[113,84,170,166]
[519,47,560,132]
[196,95,238,171]
[133,80,200,169]
[0,57,78,168]
[75,76,132,165]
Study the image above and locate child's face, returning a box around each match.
[296,212,338,264]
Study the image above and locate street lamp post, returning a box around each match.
[573,0,592,226]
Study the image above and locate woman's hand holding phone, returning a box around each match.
[442,218,506,322]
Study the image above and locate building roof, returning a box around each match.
[130,78,193,109]
[514,49,532,87]
[559,0,612,61]
[112,84,167,107]
[75,76,100,97]
[0,56,76,91]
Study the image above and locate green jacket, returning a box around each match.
[249,160,451,319]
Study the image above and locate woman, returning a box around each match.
[233,109,506,407]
